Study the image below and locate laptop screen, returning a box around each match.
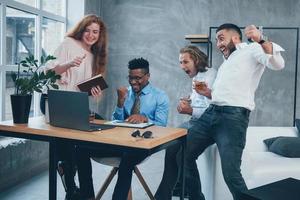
[48,90,91,131]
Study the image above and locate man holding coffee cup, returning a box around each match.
[158,45,216,198]
[177,45,216,130]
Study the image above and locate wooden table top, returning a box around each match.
[0,116,187,149]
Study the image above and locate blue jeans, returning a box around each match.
[155,105,250,200]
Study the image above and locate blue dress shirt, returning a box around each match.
[112,83,169,126]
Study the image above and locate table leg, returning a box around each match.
[49,140,57,200]
[180,136,187,200]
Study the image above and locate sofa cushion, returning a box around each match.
[245,127,297,152]
[263,136,300,158]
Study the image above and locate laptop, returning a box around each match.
[48,90,115,131]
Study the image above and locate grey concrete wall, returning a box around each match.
[84,0,101,15]
[90,0,300,127]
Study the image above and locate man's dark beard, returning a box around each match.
[226,40,236,58]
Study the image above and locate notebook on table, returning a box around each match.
[104,120,154,129]
[48,90,114,132]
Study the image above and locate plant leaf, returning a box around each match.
[51,84,59,89]
[12,54,60,95]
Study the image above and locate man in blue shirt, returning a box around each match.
[111,57,169,199]
[77,57,169,200]
[113,58,168,126]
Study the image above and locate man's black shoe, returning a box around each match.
[172,187,189,198]
[65,187,81,200]
[57,161,68,192]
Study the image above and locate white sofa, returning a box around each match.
[197,126,300,200]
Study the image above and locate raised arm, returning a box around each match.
[245,25,285,70]
[52,54,86,75]
[112,87,128,120]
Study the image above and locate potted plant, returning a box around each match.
[11,54,61,123]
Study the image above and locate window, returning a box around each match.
[0,0,67,122]
[6,7,36,65]
[42,0,66,16]
[42,17,64,55]
[5,72,18,120]
[14,0,37,8]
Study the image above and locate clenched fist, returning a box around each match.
[117,86,128,107]
[244,25,261,43]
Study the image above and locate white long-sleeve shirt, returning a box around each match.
[211,42,285,111]
[190,68,217,119]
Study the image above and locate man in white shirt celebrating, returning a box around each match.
[166,45,217,198]
[177,45,216,128]
[155,23,285,200]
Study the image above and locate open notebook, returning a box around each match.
[104,120,154,129]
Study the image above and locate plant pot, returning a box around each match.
[10,94,32,124]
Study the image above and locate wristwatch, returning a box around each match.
[258,35,269,44]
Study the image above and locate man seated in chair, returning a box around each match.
[77,57,169,200]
